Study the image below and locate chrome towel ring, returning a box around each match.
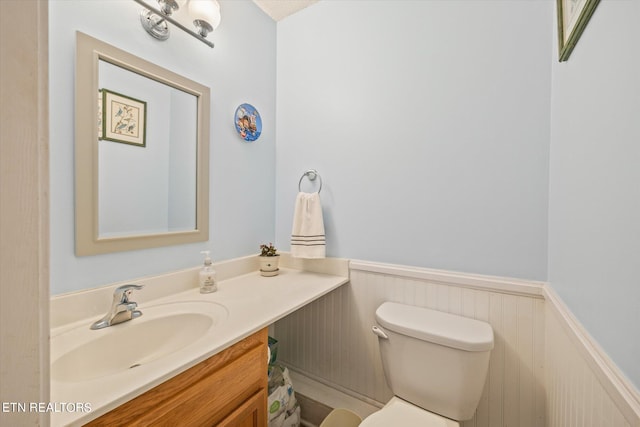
[298,169,322,193]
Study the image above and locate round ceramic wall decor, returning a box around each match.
[234,103,262,142]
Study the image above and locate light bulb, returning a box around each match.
[188,0,221,31]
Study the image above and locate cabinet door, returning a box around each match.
[85,329,268,426]
[217,389,267,427]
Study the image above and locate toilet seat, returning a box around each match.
[360,397,459,427]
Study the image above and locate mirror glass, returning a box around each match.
[75,32,210,255]
[98,60,197,237]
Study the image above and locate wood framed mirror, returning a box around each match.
[75,32,210,255]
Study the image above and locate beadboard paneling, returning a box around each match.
[545,287,640,427]
[0,2,50,426]
[274,261,546,426]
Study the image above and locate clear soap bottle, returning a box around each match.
[199,251,217,294]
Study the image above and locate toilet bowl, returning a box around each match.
[362,302,494,426]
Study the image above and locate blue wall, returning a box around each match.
[275,0,639,389]
[50,0,640,389]
[49,0,277,294]
[275,0,552,281]
[549,0,640,388]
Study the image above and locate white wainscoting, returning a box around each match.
[274,260,547,427]
[544,287,640,427]
[274,260,640,427]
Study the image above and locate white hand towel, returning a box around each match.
[291,192,325,258]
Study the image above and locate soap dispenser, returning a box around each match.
[199,251,217,294]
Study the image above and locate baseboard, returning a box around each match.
[296,393,333,427]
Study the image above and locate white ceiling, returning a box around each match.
[252,0,320,21]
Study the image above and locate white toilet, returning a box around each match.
[362,302,494,426]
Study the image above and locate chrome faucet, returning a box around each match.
[90,284,144,330]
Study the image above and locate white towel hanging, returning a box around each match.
[291,192,325,258]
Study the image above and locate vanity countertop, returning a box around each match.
[50,259,349,426]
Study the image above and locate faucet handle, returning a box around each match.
[114,284,144,303]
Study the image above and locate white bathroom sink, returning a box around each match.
[51,300,228,383]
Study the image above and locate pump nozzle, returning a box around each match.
[200,250,212,265]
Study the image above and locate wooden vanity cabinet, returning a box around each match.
[86,328,268,427]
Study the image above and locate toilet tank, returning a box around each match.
[374,302,494,421]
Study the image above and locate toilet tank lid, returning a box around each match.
[375,302,494,352]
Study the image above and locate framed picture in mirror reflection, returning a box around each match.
[101,89,147,147]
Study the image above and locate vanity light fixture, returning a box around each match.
[134,0,221,48]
